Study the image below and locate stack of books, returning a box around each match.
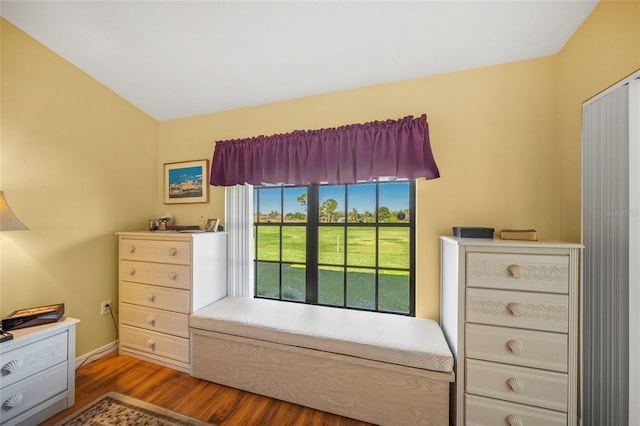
[499,229,537,241]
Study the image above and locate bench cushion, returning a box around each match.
[190,296,453,373]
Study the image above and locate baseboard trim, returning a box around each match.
[75,340,119,369]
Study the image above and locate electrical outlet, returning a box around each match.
[100,300,111,315]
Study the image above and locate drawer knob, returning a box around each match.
[506,339,522,355]
[506,302,523,317]
[169,271,178,280]
[128,245,136,254]
[1,358,24,374]
[128,268,136,276]
[507,264,523,279]
[507,377,524,393]
[168,247,178,256]
[506,414,523,426]
[147,316,156,327]
[147,339,156,351]
[3,393,24,408]
[148,294,156,303]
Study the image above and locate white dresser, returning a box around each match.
[118,231,227,373]
[0,317,79,426]
[440,237,581,426]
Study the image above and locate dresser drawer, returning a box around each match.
[120,282,190,313]
[119,238,191,265]
[465,394,567,426]
[0,331,68,388]
[0,361,68,423]
[120,303,189,338]
[466,252,569,294]
[466,288,568,333]
[466,323,568,372]
[120,260,190,290]
[120,325,189,363]
[466,359,567,411]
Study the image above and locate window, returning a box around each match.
[253,180,415,315]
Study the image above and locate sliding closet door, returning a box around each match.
[582,82,629,426]
[629,78,639,426]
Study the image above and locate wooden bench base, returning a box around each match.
[191,329,454,426]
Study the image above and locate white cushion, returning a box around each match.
[190,296,453,373]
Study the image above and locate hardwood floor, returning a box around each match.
[40,351,373,425]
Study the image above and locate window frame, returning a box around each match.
[254,180,416,316]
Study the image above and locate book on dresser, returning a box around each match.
[440,236,582,426]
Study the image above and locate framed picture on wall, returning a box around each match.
[164,159,209,204]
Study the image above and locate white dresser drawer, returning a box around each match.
[0,331,68,388]
[120,260,190,290]
[120,303,189,338]
[119,238,191,265]
[0,361,68,423]
[120,325,189,363]
[465,394,567,426]
[466,252,569,294]
[120,282,190,313]
[466,323,568,372]
[466,288,568,333]
[466,359,568,411]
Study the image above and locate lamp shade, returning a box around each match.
[0,191,28,231]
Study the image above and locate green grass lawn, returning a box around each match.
[255,225,411,313]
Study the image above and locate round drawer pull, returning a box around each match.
[148,294,156,303]
[3,393,24,408]
[507,264,523,279]
[507,377,524,393]
[147,316,156,327]
[506,339,522,355]
[506,302,523,317]
[147,339,156,351]
[128,245,136,254]
[128,268,136,276]
[168,247,178,256]
[169,271,178,280]
[506,414,523,426]
[1,358,24,374]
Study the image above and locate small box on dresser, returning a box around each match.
[0,317,79,426]
[440,237,581,426]
[117,231,227,373]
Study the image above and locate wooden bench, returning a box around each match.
[190,297,454,426]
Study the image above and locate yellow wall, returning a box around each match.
[0,20,158,355]
[159,57,559,319]
[1,1,639,355]
[556,0,640,243]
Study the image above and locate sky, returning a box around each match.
[168,166,203,185]
[256,182,410,215]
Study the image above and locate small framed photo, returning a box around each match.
[149,220,160,231]
[164,159,209,204]
[206,218,220,232]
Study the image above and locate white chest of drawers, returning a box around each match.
[117,231,227,373]
[0,317,79,426]
[440,237,581,426]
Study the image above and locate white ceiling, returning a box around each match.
[1,1,598,121]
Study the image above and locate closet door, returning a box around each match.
[582,73,640,426]
[582,81,629,426]
[628,77,639,426]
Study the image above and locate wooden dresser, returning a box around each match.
[440,237,581,426]
[0,317,79,426]
[117,231,227,373]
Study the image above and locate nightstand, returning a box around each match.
[0,317,79,426]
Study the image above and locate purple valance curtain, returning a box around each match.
[210,114,439,186]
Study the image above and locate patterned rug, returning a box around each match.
[54,392,213,425]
